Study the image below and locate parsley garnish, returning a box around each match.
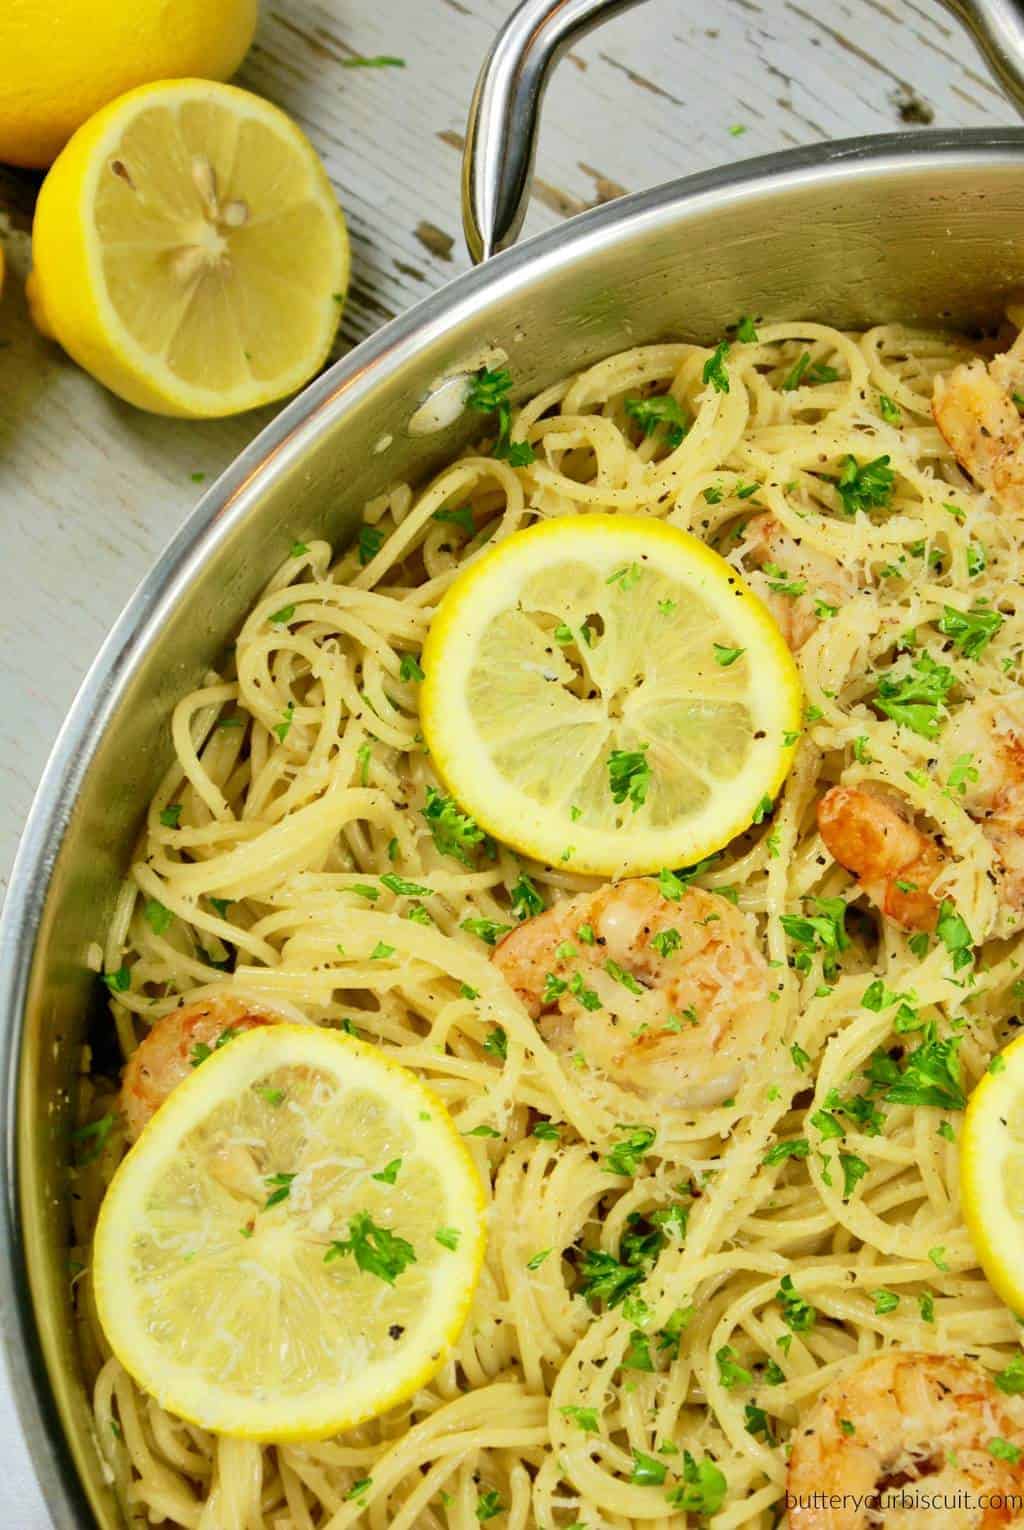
[483,1026,508,1060]
[422,785,485,864]
[372,1158,402,1185]
[937,604,1004,658]
[834,454,895,515]
[510,873,545,920]
[560,1404,599,1431]
[435,1226,460,1250]
[702,340,731,393]
[716,1345,753,1388]
[873,1289,900,1315]
[325,1212,417,1284]
[936,899,974,972]
[625,393,688,447]
[607,746,651,811]
[466,367,535,466]
[776,1273,816,1331]
[358,524,385,565]
[475,1489,504,1522]
[461,918,512,945]
[713,643,745,666]
[604,1124,656,1176]
[263,1172,297,1209]
[380,872,432,897]
[144,899,172,935]
[273,702,295,743]
[875,652,955,739]
[577,1248,645,1308]
[71,1113,115,1165]
[762,1137,810,1165]
[665,1453,727,1515]
[399,652,425,682]
[996,1354,1024,1394]
[159,803,182,828]
[878,393,901,423]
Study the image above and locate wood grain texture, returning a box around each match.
[0,1,1018,1520]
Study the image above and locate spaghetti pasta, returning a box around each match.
[76,318,1024,1528]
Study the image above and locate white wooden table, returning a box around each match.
[0,0,1015,1521]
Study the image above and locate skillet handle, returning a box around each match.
[462,0,1024,265]
[461,0,648,264]
[939,0,1024,111]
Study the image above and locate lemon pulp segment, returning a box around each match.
[421,514,802,877]
[93,1026,486,1441]
[31,80,349,416]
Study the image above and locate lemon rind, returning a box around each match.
[93,1024,487,1441]
[421,514,803,878]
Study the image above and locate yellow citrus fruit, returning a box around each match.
[420,514,803,878]
[0,0,258,168]
[31,79,349,417]
[961,1032,1024,1311]
[93,1025,487,1441]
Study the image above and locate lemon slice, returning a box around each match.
[420,514,802,877]
[30,79,349,417]
[93,1025,486,1441]
[961,1033,1024,1311]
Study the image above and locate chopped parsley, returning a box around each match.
[607,746,651,811]
[510,873,545,920]
[936,899,974,971]
[625,393,688,447]
[716,1345,753,1388]
[465,367,535,466]
[560,1404,600,1432]
[399,652,425,682]
[665,1453,728,1515]
[483,1026,508,1060]
[325,1212,417,1284]
[776,1273,816,1331]
[713,643,745,666]
[144,899,172,935]
[762,1137,810,1166]
[422,785,485,864]
[702,340,731,394]
[995,1353,1024,1394]
[873,1289,900,1315]
[604,1124,657,1177]
[461,918,512,945]
[475,1489,504,1522]
[435,1227,461,1251]
[834,454,895,515]
[357,524,385,565]
[263,1172,297,1209]
[159,803,182,828]
[937,604,1004,659]
[878,393,901,423]
[780,897,849,978]
[372,1158,402,1185]
[839,1152,869,1199]
[380,872,432,897]
[875,652,956,739]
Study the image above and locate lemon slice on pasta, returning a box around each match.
[420,514,802,877]
[961,1033,1024,1312]
[93,1025,486,1441]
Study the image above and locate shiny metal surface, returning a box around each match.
[461,0,646,263]
[940,0,1024,111]
[5,11,1024,1530]
[463,0,1024,264]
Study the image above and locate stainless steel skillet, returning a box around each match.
[4,0,1024,1522]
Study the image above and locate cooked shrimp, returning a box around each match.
[788,1350,1024,1530]
[933,330,1024,511]
[739,513,860,649]
[119,995,277,1140]
[492,876,771,1107]
[941,699,1024,917]
[817,785,947,931]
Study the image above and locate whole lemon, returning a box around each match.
[0,0,259,168]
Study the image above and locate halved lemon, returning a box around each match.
[961,1034,1024,1312]
[93,1025,486,1441]
[30,79,349,416]
[420,514,802,877]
